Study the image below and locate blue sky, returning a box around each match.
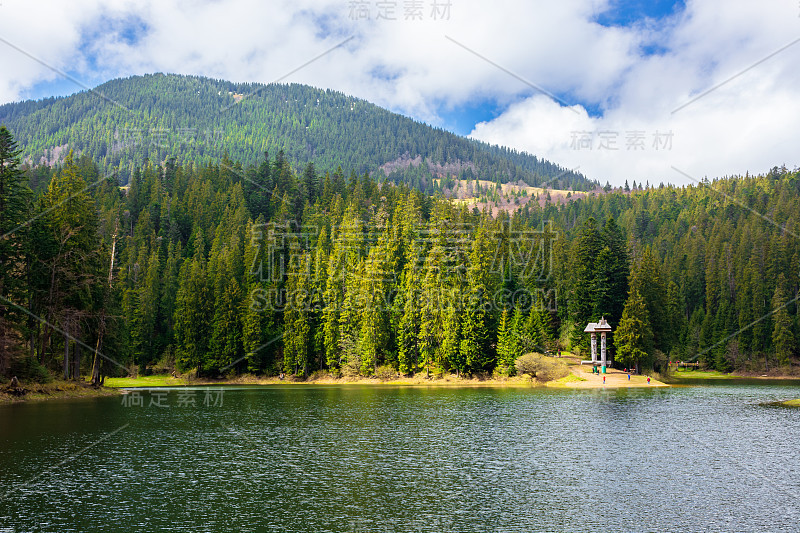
[593,0,685,28]
[1,0,798,185]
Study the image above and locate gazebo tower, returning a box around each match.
[583,317,613,373]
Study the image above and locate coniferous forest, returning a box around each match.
[1,118,798,382]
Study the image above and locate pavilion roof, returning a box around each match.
[584,317,612,333]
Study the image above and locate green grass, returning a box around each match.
[670,369,735,380]
[783,399,800,407]
[104,375,188,388]
[556,373,586,383]
[1,381,121,403]
[544,370,586,388]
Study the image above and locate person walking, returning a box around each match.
[647,377,651,384]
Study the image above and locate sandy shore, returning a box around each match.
[105,360,668,390]
[552,359,668,388]
[108,373,547,388]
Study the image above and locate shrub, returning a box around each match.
[152,347,176,374]
[341,357,361,378]
[308,369,333,381]
[514,353,569,382]
[374,365,398,380]
[9,356,52,384]
[514,353,540,375]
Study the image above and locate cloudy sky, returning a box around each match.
[0,0,798,186]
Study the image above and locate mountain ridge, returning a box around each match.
[0,73,594,191]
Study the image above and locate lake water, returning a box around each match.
[1,382,799,532]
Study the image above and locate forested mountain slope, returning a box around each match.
[1,118,797,382]
[0,73,591,192]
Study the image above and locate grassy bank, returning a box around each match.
[104,375,190,388]
[545,373,587,387]
[667,368,800,382]
[782,399,800,407]
[0,380,121,404]
[667,370,737,381]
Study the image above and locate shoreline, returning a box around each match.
[552,361,668,388]
[107,374,555,389]
[7,363,800,404]
[666,369,800,382]
[0,381,122,404]
[104,359,670,391]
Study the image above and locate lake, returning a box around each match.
[1,382,799,532]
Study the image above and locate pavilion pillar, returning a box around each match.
[601,332,607,373]
[590,332,597,363]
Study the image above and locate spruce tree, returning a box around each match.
[771,275,796,366]
[599,217,629,327]
[509,306,525,362]
[397,259,420,375]
[418,244,444,377]
[629,247,668,352]
[0,127,31,376]
[441,291,462,374]
[38,151,101,379]
[291,252,312,376]
[521,305,544,353]
[495,307,522,375]
[174,232,211,374]
[209,258,244,374]
[569,217,602,351]
[615,289,653,372]
[321,214,349,370]
[459,225,492,372]
[133,249,160,371]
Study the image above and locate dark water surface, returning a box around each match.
[1,383,799,532]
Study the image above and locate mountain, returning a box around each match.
[0,73,592,191]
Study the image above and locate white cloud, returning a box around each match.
[0,0,640,115]
[469,1,800,185]
[1,0,799,185]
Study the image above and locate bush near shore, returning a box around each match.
[514,353,570,382]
